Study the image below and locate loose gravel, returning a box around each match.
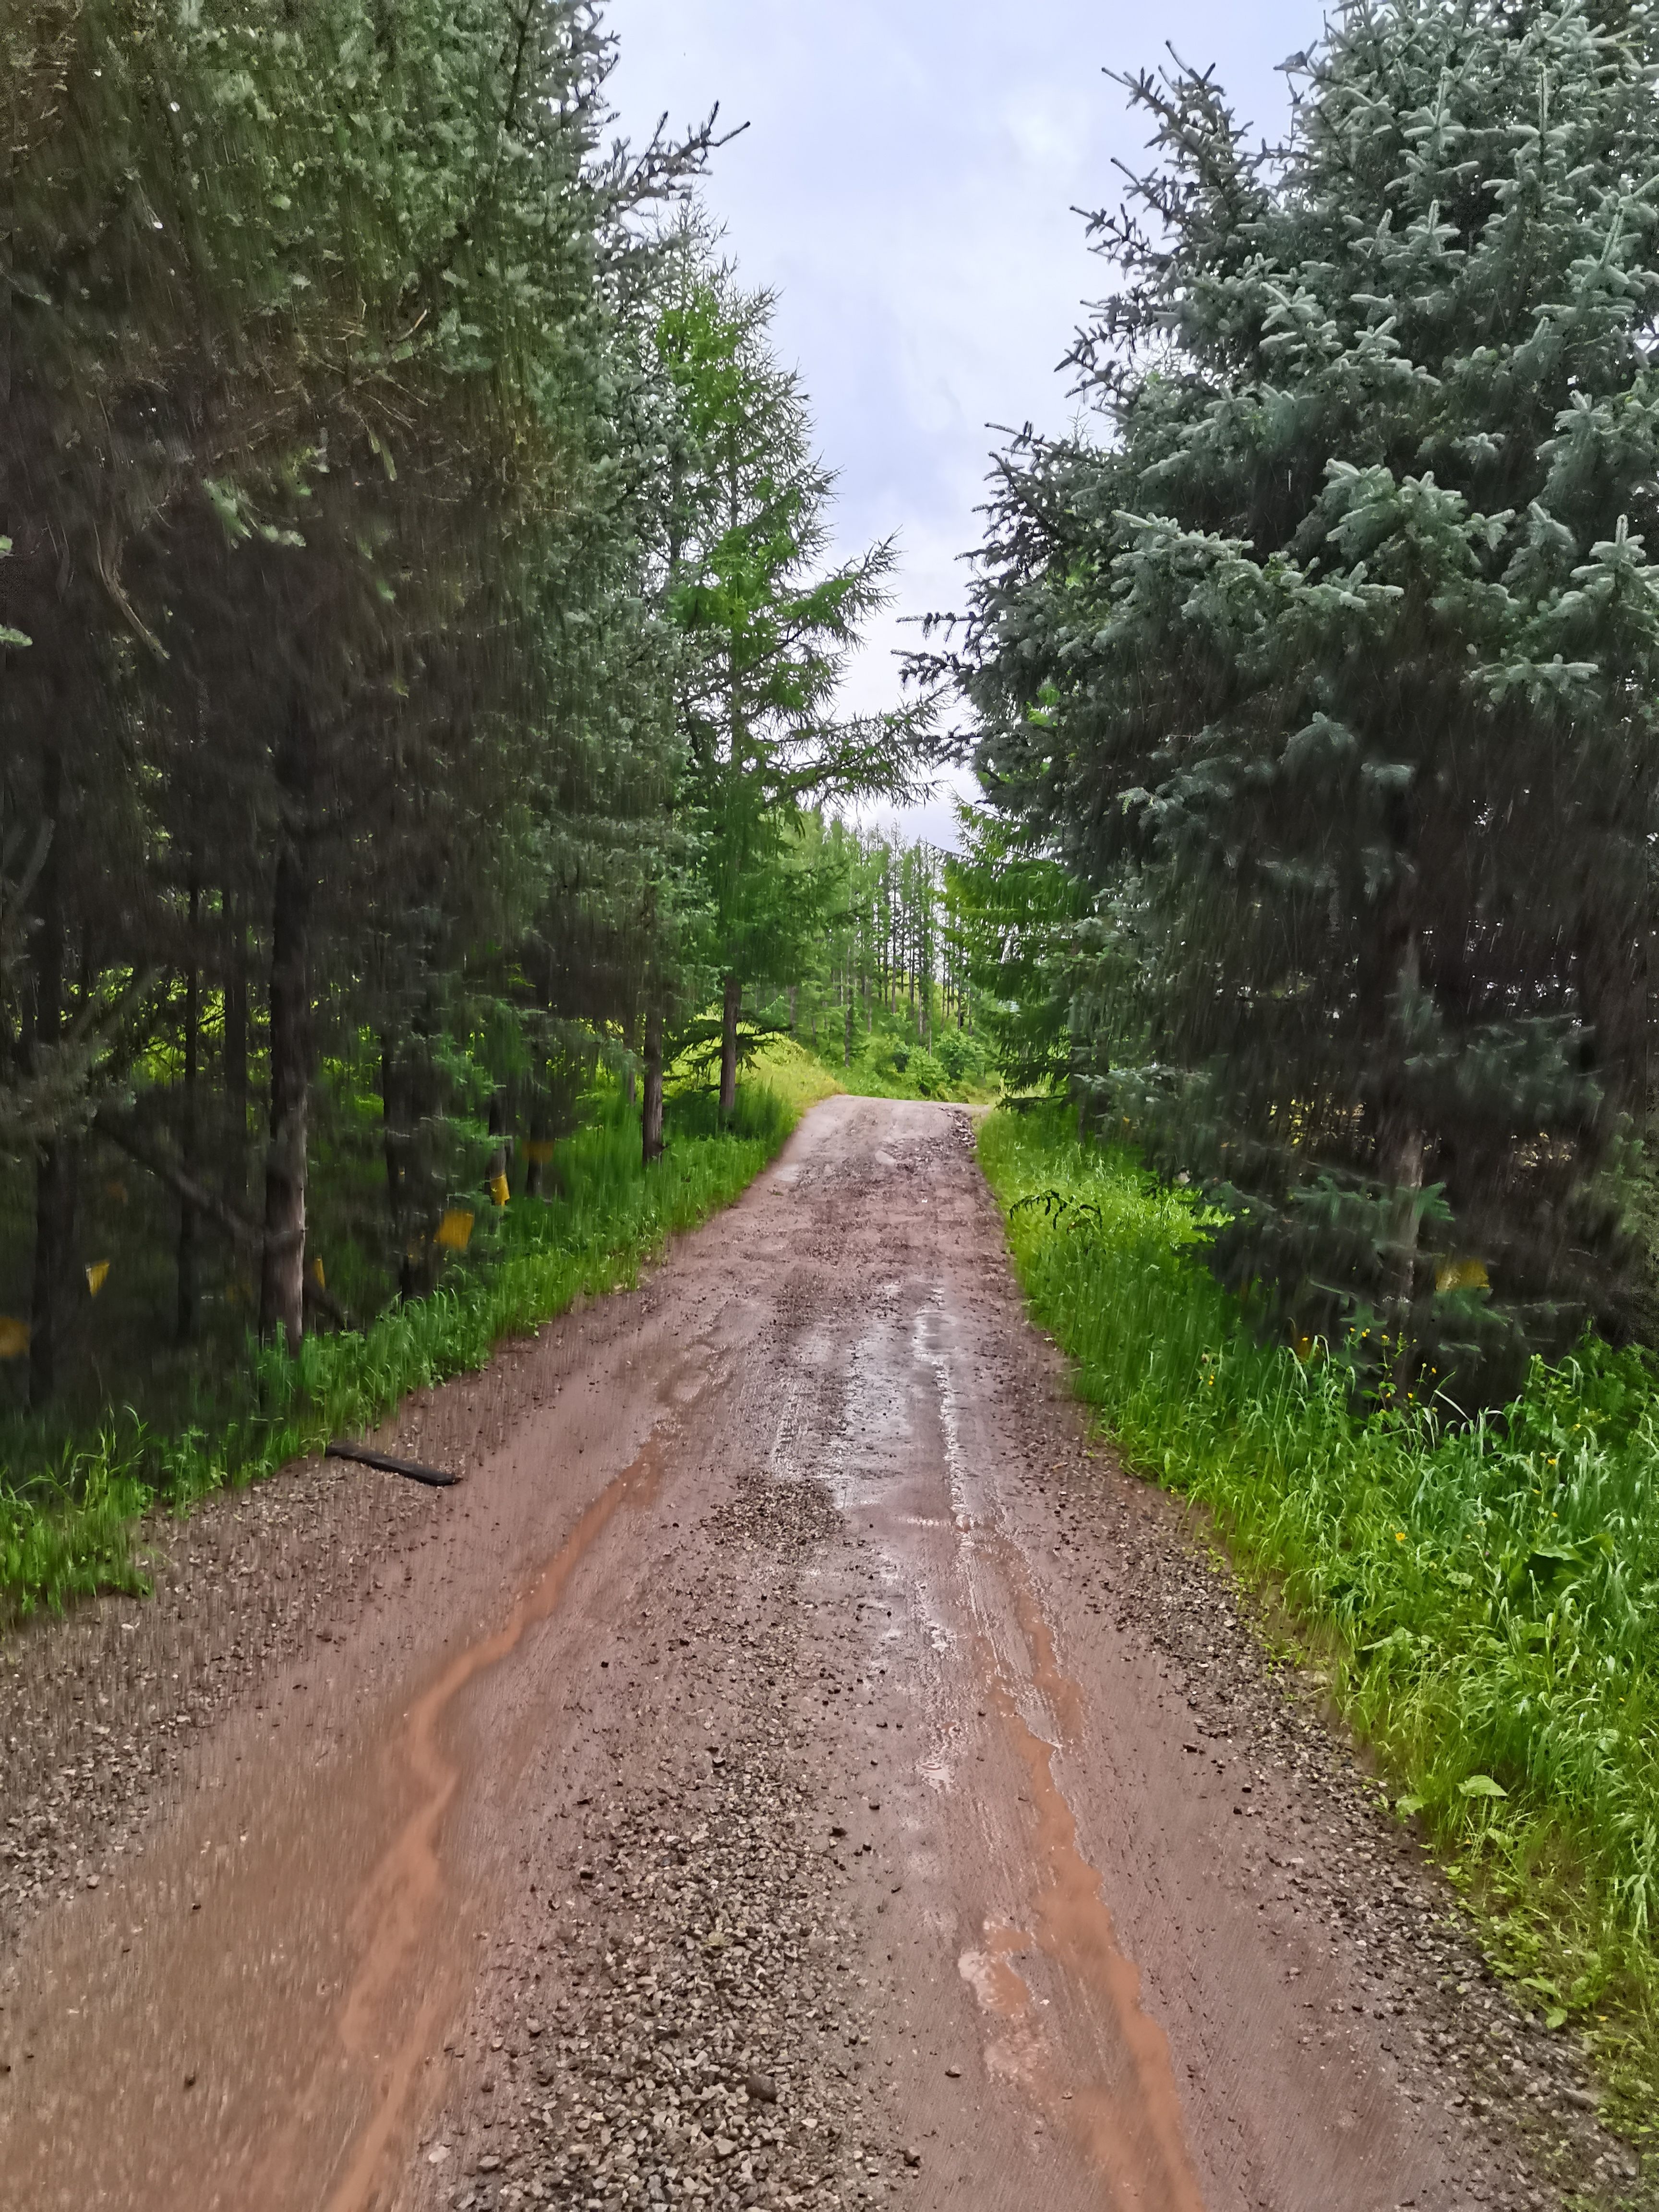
[1,1098,1653,2212]
[407,1468,896,2212]
[1017,1448,1652,2210]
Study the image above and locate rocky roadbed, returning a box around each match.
[0,1453,442,1952]
[0,1322,577,1960]
[406,1471,899,2212]
[0,1095,1650,2212]
[1037,1461,1646,2210]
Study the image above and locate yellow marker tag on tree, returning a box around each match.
[1436,1257,1490,1294]
[435,1208,475,1252]
[0,1317,30,1360]
[310,1256,326,1290]
[86,1261,110,1298]
[490,1172,510,1209]
[524,1139,556,1166]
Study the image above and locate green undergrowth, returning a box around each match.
[793,1025,998,1106]
[0,1083,795,1624]
[980,1104,1659,2146]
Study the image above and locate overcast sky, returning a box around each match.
[608,0,1325,844]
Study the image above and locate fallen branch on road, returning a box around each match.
[325,1440,459,1488]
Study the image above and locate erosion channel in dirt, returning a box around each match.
[0,1098,1639,2212]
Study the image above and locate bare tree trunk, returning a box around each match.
[486,1091,508,1197]
[843,977,853,1067]
[788,984,797,1036]
[223,887,249,1200]
[1579,907,1650,1164]
[1370,919,1425,1393]
[381,1034,417,1299]
[29,1138,75,1407]
[259,802,312,1357]
[642,1006,664,1166]
[176,877,200,1344]
[28,749,71,1407]
[719,973,740,1121]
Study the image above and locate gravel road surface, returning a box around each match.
[0,1098,1639,2212]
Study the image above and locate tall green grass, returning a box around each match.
[981,1105,1659,2135]
[0,1085,793,1623]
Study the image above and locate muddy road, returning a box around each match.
[0,1099,1632,2211]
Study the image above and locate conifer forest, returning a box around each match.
[6,4,1659,2206]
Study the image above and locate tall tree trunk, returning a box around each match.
[486,1091,508,1196]
[176,877,201,1345]
[642,1006,664,1166]
[719,973,740,1121]
[29,1139,75,1407]
[382,1033,419,1299]
[28,749,70,1407]
[259,768,313,1357]
[1371,920,1425,1390]
[788,984,797,1036]
[843,976,853,1067]
[223,887,249,1199]
[1579,906,1649,1165]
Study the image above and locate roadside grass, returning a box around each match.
[0,1082,797,1625]
[740,1036,848,1118]
[980,1103,1659,2144]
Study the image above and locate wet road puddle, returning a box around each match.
[838,1285,1209,2209]
[276,1431,670,2212]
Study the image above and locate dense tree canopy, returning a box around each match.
[954,0,1659,1398]
[0,0,902,1416]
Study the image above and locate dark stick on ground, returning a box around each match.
[324,1441,459,1488]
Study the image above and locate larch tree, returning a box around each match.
[657,253,909,1118]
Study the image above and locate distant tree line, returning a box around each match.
[0,0,909,1408]
[782,823,970,1059]
[943,0,1659,1403]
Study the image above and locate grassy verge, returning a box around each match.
[980,1104,1659,2143]
[745,992,998,1106]
[743,1036,849,1117]
[0,1082,798,1625]
[787,1034,997,1106]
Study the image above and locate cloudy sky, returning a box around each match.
[608,1,1325,843]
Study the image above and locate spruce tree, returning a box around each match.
[961,0,1659,1393]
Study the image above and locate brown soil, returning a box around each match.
[0,1098,1642,2212]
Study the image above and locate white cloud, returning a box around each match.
[607,0,1325,844]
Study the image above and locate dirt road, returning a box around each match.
[0,1099,1630,2211]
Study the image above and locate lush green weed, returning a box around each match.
[795,1020,997,1105]
[980,1105,1659,2136]
[0,1085,793,1623]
